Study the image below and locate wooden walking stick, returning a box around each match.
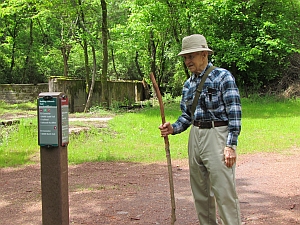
[150,72,176,225]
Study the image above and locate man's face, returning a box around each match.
[182,51,206,74]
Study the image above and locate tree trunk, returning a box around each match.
[149,29,156,79]
[158,41,166,86]
[83,40,90,92]
[135,51,144,79]
[7,14,19,83]
[61,44,71,77]
[78,0,90,94]
[23,19,34,84]
[84,45,96,113]
[101,0,109,108]
[166,0,190,79]
[111,48,120,79]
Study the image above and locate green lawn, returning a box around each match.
[239,98,300,154]
[0,97,299,168]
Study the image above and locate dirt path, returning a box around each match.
[1,151,300,225]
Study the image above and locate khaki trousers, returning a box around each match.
[188,125,241,225]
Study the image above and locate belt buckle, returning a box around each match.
[201,121,212,129]
[194,121,214,129]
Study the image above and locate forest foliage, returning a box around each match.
[0,0,300,97]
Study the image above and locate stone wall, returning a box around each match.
[0,83,48,103]
[0,78,149,112]
[49,77,148,112]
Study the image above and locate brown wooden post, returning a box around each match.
[38,92,69,225]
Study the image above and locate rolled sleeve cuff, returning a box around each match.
[172,124,180,135]
[226,132,239,147]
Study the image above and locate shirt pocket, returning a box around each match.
[184,98,194,116]
[204,87,220,110]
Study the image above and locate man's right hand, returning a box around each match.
[158,122,174,137]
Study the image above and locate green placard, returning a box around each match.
[38,97,59,147]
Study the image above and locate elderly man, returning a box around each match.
[159,34,242,225]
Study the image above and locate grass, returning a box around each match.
[68,104,188,163]
[0,118,38,167]
[0,101,37,116]
[0,97,300,168]
[239,97,300,154]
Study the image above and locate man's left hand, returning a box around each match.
[224,147,237,168]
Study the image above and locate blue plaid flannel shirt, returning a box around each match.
[172,63,242,146]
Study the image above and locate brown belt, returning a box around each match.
[193,121,228,129]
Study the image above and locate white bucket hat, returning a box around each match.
[178,34,213,56]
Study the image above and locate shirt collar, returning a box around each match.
[191,62,213,81]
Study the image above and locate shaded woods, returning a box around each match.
[0,0,299,99]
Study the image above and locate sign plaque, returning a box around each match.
[38,97,59,147]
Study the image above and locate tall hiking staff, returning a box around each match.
[150,72,176,225]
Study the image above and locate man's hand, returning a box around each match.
[224,146,237,168]
[158,122,174,137]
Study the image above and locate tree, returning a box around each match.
[209,0,300,93]
[84,45,97,112]
[101,0,109,107]
[0,0,299,98]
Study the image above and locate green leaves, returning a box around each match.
[0,0,299,95]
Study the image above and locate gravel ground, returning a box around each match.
[1,150,299,225]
